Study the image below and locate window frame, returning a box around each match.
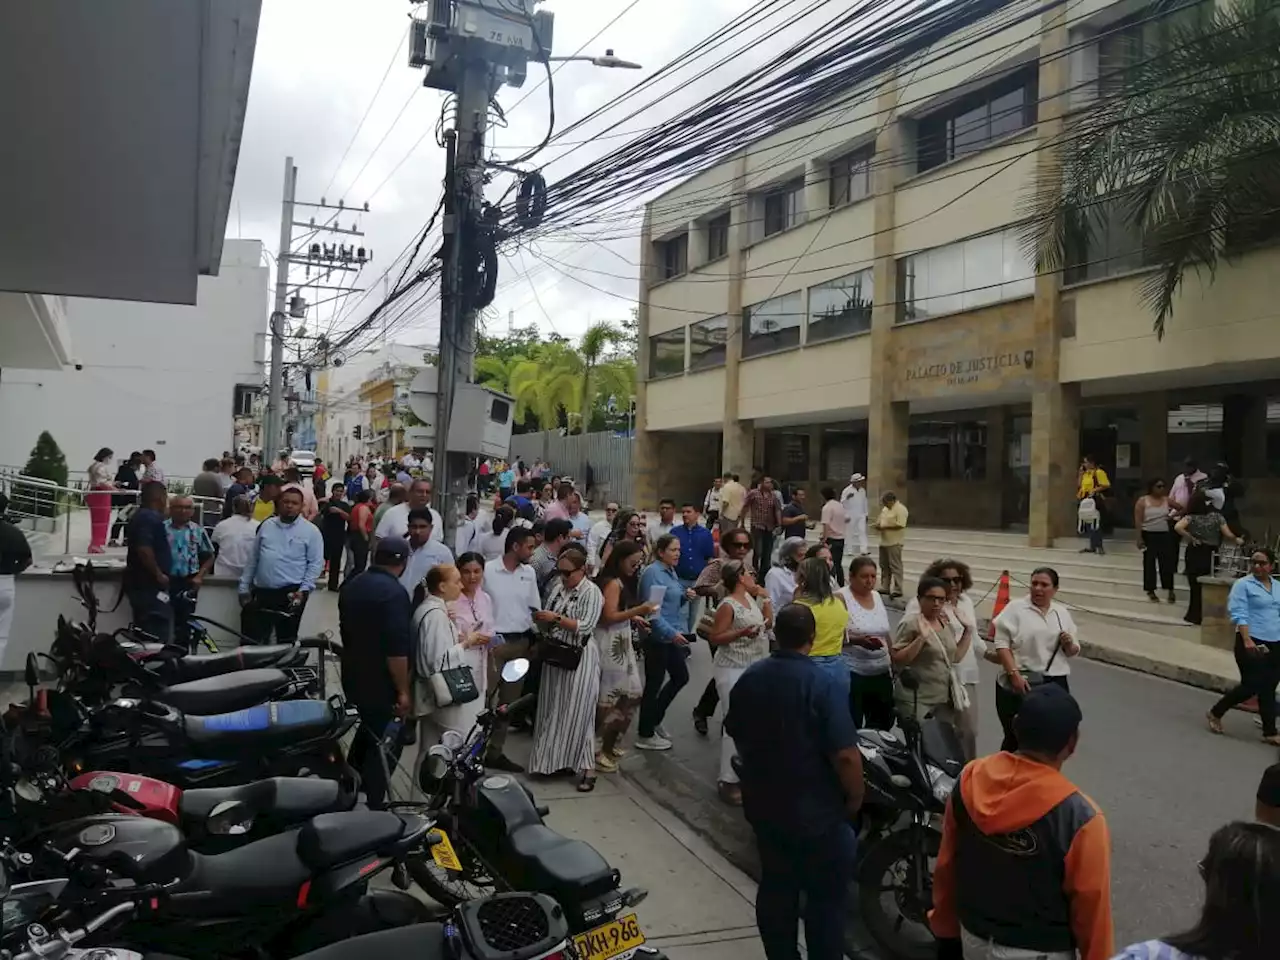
[688,314,729,371]
[743,291,804,358]
[917,66,1038,173]
[762,178,804,238]
[897,226,1034,322]
[647,327,687,379]
[1063,196,1154,285]
[706,213,730,262]
[828,146,874,209]
[807,267,874,342]
[658,232,689,281]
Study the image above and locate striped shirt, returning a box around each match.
[712,595,770,670]
[742,488,781,532]
[542,577,605,648]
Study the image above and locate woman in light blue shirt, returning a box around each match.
[635,534,691,751]
[1208,547,1280,745]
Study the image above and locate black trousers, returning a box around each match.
[110,509,130,543]
[1140,530,1176,592]
[347,702,399,809]
[241,585,308,643]
[752,527,775,577]
[638,641,689,738]
[694,677,719,720]
[324,535,346,592]
[1184,543,1216,625]
[1212,634,1280,736]
[849,671,895,730]
[347,534,369,580]
[127,585,173,644]
[827,538,845,586]
[170,575,199,652]
[995,674,1070,752]
[754,823,856,960]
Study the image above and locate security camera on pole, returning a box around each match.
[406,0,639,544]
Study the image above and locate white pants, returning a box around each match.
[714,664,747,783]
[0,575,14,669]
[851,515,868,554]
[961,928,1074,960]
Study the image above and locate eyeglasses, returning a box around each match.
[922,593,947,603]
[945,576,964,584]
[557,567,582,578]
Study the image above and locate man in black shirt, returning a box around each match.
[222,466,255,520]
[124,482,174,642]
[0,493,34,666]
[780,487,809,540]
[726,603,863,960]
[339,536,413,808]
[320,482,351,591]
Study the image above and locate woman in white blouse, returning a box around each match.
[991,566,1080,752]
[838,556,894,730]
[86,447,116,554]
[766,538,806,613]
[412,564,490,767]
[903,558,992,760]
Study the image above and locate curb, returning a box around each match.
[1077,639,1235,694]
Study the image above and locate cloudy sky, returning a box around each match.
[227,0,793,352]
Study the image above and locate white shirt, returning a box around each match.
[765,566,798,614]
[838,586,892,676]
[482,558,541,635]
[841,485,868,521]
[477,529,507,562]
[399,538,455,594]
[455,515,489,555]
[567,510,592,540]
[587,519,613,569]
[705,487,722,513]
[992,595,1077,677]
[647,518,675,546]
[211,515,260,578]
[821,498,847,539]
[905,592,985,684]
[375,501,445,543]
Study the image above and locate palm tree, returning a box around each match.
[1022,0,1280,337]
[500,322,636,433]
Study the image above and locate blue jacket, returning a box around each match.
[639,561,687,643]
[673,522,716,581]
[1228,574,1280,643]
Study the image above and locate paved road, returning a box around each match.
[619,621,1276,955]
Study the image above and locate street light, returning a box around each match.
[548,48,642,69]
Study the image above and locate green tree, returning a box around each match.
[23,430,69,517]
[1023,0,1280,337]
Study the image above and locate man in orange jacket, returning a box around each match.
[931,684,1113,960]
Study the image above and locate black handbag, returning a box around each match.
[538,637,583,671]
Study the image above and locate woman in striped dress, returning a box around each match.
[528,543,605,790]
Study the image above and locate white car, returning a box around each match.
[289,450,317,476]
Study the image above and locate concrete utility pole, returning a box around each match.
[261,160,370,462]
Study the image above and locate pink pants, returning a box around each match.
[87,487,112,549]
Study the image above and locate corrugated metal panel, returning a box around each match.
[509,431,634,507]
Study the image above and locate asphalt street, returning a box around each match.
[619,616,1277,955]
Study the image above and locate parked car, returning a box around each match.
[289,450,317,476]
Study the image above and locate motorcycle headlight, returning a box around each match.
[927,764,955,805]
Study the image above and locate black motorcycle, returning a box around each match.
[405,661,658,960]
[854,668,965,960]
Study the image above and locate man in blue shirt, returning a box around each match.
[398,508,454,595]
[165,495,214,652]
[726,603,864,960]
[339,536,414,809]
[673,503,716,632]
[124,481,174,642]
[238,487,324,643]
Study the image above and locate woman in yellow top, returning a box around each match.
[795,556,851,700]
[1076,455,1111,555]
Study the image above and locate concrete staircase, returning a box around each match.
[865,526,1197,641]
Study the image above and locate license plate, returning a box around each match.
[572,914,646,960]
[429,828,463,872]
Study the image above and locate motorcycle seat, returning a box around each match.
[184,699,337,755]
[181,776,353,825]
[297,810,408,871]
[175,830,314,914]
[159,668,288,716]
[156,645,300,683]
[508,824,615,892]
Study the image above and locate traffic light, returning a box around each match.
[352,425,362,439]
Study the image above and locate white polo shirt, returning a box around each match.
[992,595,1077,676]
[375,501,444,543]
[482,557,541,635]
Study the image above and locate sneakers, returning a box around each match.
[654,723,670,740]
[634,735,672,752]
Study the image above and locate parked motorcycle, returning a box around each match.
[406,660,659,960]
[854,668,965,960]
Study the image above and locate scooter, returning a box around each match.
[407,660,658,960]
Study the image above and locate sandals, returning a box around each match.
[1206,712,1224,735]
[577,774,598,793]
[595,752,619,773]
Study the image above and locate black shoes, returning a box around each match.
[485,754,525,773]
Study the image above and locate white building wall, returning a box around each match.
[315,342,430,467]
[0,239,267,478]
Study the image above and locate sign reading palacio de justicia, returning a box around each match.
[904,349,1035,388]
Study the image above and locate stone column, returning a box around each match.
[808,425,823,500]
[633,209,659,511]
[866,76,909,504]
[1028,6,1076,547]
[722,155,753,478]
[1138,390,1168,480]
[986,406,1007,486]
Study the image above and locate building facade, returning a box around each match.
[315,343,432,466]
[635,0,1280,544]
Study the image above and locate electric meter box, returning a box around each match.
[455,0,538,67]
[406,367,513,459]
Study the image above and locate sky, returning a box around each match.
[227,0,782,354]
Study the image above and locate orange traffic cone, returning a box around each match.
[987,570,1011,639]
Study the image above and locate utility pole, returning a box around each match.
[261,159,371,462]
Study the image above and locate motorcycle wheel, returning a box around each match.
[406,850,499,907]
[857,827,941,960]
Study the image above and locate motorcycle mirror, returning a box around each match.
[440,729,465,752]
[24,652,39,690]
[501,658,530,684]
[206,800,255,836]
[898,667,920,692]
[426,744,452,781]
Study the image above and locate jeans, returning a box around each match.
[1086,523,1104,552]
[995,674,1070,752]
[849,670,895,730]
[752,528,775,578]
[959,928,1074,960]
[127,585,174,644]
[347,534,369,580]
[827,538,845,586]
[679,577,700,633]
[1141,529,1176,592]
[1211,634,1280,736]
[810,654,850,703]
[878,543,904,595]
[638,640,690,738]
[240,585,308,643]
[347,702,398,809]
[754,823,857,960]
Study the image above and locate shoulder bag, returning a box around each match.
[535,590,584,671]
[996,610,1066,694]
[429,646,480,708]
[921,621,970,712]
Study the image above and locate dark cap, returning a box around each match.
[373,536,411,565]
[1013,684,1083,755]
[1259,762,1280,808]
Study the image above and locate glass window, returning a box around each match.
[763,180,803,237]
[829,147,873,208]
[1098,1,1211,93]
[743,292,803,357]
[706,213,730,262]
[917,66,1038,173]
[688,314,728,371]
[1064,197,1149,284]
[658,233,688,280]
[821,429,867,480]
[648,329,686,379]
[908,419,988,480]
[899,227,1033,321]
[808,268,874,342]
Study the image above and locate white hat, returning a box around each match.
[850,473,866,483]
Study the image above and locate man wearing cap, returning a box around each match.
[1257,762,1280,826]
[841,474,869,555]
[339,536,414,808]
[931,685,1114,960]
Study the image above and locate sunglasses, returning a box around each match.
[922,593,948,603]
[557,566,583,577]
